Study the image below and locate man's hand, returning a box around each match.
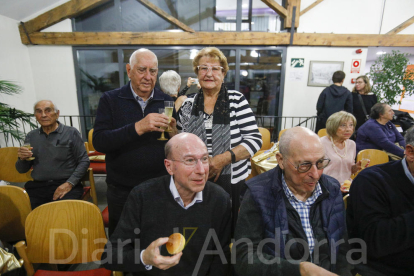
[135,113,169,136]
[300,262,338,276]
[167,117,178,137]
[53,182,73,200]
[18,146,33,161]
[142,237,182,270]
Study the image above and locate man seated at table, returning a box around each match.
[234,126,351,276]
[16,100,90,210]
[101,133,231,275]
[347,126,414,276]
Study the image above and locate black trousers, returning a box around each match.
[107,184,133,237]
[25,180,84,210]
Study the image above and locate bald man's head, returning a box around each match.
[165,133,207,160]
[278,127,322,158]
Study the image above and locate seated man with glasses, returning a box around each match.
[102,133,231,275]
[234,127,351,276]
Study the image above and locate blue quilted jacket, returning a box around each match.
[247,165,346,272]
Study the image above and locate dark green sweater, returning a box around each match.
[102,175,231,275]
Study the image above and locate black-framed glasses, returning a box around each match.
[287,158,330,173]
[169,156,209,167]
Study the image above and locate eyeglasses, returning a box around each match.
[169,156,209,167]
[136,66,158,76]
[339,123,354,129]
[197,65,223,74]
[287,158,330,173]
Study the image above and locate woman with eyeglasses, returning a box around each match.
[177,47,262,233]
[352,75,378,131]
[320,111,366,187]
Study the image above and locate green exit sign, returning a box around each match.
[291,58,304,68]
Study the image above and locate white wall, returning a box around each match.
[283,46,368,117]
[0,14,36,113]
[28,19,79,116]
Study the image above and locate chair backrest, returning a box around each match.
[278,128,288,141]
[258,127,271,151]
[0,185,32,242]
[343,194,349,210]
[317,128,327,138]
[81,168,98,206]
[0,147,33,182]
[24,200,106,264]
[357,149,389,167]
[88,128,95,152]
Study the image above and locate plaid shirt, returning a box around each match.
[282,174,322,254]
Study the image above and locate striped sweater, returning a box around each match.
[177,90,262,184]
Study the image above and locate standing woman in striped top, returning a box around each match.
[177,47,262,233]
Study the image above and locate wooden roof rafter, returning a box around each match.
[18,0,112,35]
[386,15,414,35]
[136,0,195,33]
[300,0,324,16]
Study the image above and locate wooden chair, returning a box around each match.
[15,200,111,276]
[0,147,33,182]
[352,149,389,179]
[0,185,32,243]
[278,128,288,141]
[317,128,327,138]
[80,168,98,206]
[343,194,349,210]
[258,127,274,151]
[88,128,95,152]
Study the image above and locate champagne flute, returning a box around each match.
[157,108,168,141]
[23,142,35,161]
[164,101,174,132]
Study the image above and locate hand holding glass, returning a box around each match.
[23,143,35,161]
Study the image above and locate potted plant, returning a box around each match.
[0,80,36,145]
[369,50,414,106]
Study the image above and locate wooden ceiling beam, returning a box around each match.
[136,0,195,33]
[300,0,324,16]
[261,0,287,18]
[386,15,414,35]
[285,0,301,28]
[18,0,111,34]
[19,32,414,47]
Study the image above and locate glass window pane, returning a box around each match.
[241,0,282,32]
[74,0,117,32]
[77,50,120,131]
[239,49,282,117]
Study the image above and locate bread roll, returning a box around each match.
[343,180,352,189]
[166,233,185,255]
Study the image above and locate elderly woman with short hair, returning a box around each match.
[320,111,364,185]
[177,47,262,233]
[356,103,405,159]
[159,70,187,111]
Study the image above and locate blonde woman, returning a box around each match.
[352,75,377,130]
[321,111,367,186]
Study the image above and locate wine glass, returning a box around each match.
[360,153,370,170]
[157,108,168,141]
[23,142,35,161]
[164,101,174,132]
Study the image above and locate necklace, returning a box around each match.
[330,136,347,159]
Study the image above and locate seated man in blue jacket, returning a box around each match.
[347,126,414,276]
[234,127,351,276]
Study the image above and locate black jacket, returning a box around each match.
[316,85,353,132]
